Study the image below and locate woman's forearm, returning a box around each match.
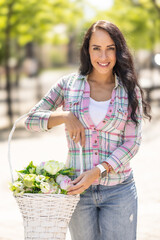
[47,111,68,129]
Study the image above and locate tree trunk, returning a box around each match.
[151,0,160,14]
[15,43,21,87]
[4,1,14,127]
[67,33,78,65]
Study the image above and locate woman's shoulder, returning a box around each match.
[62,72,86,81]
[61,72,86,88]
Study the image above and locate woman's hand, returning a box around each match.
[67,167,100,195]
[64,111,85,147]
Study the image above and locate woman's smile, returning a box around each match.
[97,62,110,67]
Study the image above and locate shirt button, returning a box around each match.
[95,152,98,155]
[94,140,97,143]
[73,102,78,106]
[94,127,96,131]
[110,101,112,104]
[103,120,106,123]
[109,109,112,112]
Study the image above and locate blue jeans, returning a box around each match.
[69,173,137,240]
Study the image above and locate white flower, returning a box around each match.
[44,160,64,175]
[14,190,25,196]
[47,178,55,185]
[23,174,36,188]
[10,181,23,191]
[50,185,57,194]
[56,175,73,190]
[60,176,73,190]
[40,182,50,193]
[14,181,23,189]
[56,174,65,184]
[35,175,46,182]
[9,181,24,195]
[50,185,61,194]
[36,162,45,174]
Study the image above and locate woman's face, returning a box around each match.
[89,28,116,77]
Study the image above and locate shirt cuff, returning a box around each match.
[39,111,53,131]
[102,161,115,173]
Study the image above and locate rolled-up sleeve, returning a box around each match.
[106,86,143,173]
[25,77,64,132]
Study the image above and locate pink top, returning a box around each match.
[25,73,143,186]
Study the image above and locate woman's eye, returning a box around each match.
[108,47,115,50]
[93,47,100,50]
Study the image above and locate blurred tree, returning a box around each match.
[58,0,84,64]
[0,0,83,126]
[92,0,160,50]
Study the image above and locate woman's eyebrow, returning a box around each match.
[91,44,101,47]
[107,44,115,47]
[91,44,115,47]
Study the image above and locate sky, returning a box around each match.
[87,0,113,11]
[85,0,114,19]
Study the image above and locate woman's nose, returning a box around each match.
[99,51,107,59]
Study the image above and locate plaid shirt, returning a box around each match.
[25,73,142,186]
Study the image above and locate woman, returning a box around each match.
[25,20,151,239]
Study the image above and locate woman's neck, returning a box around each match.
[87,71,115,85]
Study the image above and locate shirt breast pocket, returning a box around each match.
[111,108,128,131]
[63,98,80,112]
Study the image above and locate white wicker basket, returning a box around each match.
[15,194,79,240]
[8,112,82,240]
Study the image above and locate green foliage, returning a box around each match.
[18,161,37,174]
[0,0,83,62]
[58,168,75,176]
[60,189,68,194]
[89,0,160,50]
[18,161,75,179]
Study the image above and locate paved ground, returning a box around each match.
[0,69,160,239]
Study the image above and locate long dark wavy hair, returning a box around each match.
[79,20,151,124]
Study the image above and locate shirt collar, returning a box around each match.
[78,73,123,89]
[115,75,123,88]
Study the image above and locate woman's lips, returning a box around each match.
[97,62,110,67]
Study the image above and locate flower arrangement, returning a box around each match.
[9,161,74,196]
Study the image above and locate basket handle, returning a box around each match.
[8,111,84,183]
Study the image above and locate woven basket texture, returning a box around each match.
[15,193,80,240]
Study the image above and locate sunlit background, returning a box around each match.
[0,0,160,239]
[0,0,160,129]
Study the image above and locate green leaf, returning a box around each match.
[18,161,37,174]
[61,189,67,195]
